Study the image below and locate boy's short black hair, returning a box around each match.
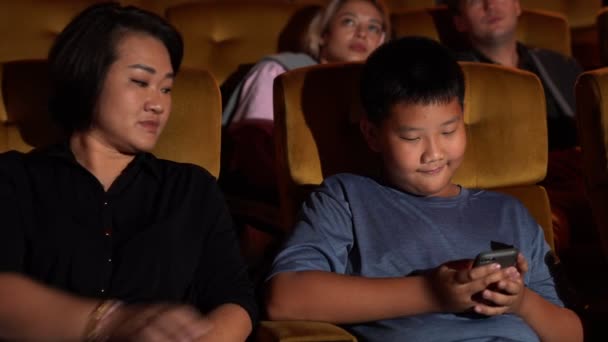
[48,2,183,133]
[360,36,464,124]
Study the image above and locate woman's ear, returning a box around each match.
[319,31,327,48]
[317,32,328,62]
[360,117,381,152]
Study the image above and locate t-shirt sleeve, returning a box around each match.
[524,220,564,307]
[192,174,257,325]
[268,180,355,279]
[230,60,287,123]
[0,151,26,272]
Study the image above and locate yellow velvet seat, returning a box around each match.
[273,61,554,247]
[153,66,222,177]
[125,0,326,16]
[257,321,356,342]
[384,0,434,10]
[575,67,608,260]
[0,0,97,63]
[0,61,65,152]
[391,5,572,56]
[0,0,320,67]
[519,0,602,69]
[165,2,309,84]
[120,0,192,15]
[0,60,222,177]
[519,0,600,29]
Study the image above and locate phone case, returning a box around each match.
[473,248,519,268]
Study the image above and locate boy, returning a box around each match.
[265,37,582,341]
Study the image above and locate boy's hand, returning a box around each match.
[430,261,509,313]
[515,252,529,275]
[473,253,529,316]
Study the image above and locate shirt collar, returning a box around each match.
[42,142,162,180]
[470,42,528,69]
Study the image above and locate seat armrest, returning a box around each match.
[255,320,357,342]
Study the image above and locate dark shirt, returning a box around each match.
[0,144,257,323]
[456,43,581,150]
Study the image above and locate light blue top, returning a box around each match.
[269,173,561,342]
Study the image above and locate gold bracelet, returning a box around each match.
[83,300,123,342]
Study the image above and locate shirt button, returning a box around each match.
[100,289,105,293]
[108,258,112,263]
[104,227,112,237]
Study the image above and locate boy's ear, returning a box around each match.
[360,117,381,152]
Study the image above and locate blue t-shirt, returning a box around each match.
[269,174,561,342]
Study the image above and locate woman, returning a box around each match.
[224,0,390,125]
[0,3,255,341]
[221,0,390,198]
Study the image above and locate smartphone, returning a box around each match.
[473,248,519,268]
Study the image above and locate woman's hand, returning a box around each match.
[101,303,213,342]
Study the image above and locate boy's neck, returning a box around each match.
[380,174,462,198]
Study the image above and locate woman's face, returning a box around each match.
[319,0,385,63]
[89,32,174,154]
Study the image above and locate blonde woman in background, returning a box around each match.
[222,0,390,199]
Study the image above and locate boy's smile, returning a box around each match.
[362,97,466,197]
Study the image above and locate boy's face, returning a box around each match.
[361,97,466,197]
[454,0,521,47]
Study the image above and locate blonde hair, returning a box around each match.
[304,0,391,60]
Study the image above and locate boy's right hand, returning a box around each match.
[429,261,512,313]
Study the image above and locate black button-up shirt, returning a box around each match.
[0,144,256,323]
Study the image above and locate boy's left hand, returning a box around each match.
[473,253,529,316]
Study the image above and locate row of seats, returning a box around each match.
[0,59,561,256]
[5,56,608,340]
[0,1,604,84]
[0,0,599,28]
[0,3,604,260]
[392,6,572,56]
[0,57,556,341]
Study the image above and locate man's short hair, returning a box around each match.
[48,2,183,133]
[360,36,465,124]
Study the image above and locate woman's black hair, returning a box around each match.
[48,2,183,133]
